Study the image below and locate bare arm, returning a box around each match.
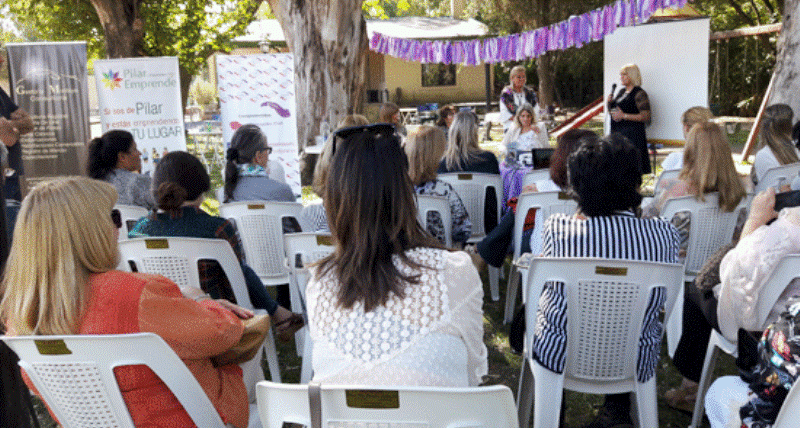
[10,108,33,134]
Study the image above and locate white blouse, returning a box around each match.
[306,248,488,386]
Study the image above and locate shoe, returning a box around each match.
[583,405,633,428]
[274,312,305,342]
[664,383,698,414]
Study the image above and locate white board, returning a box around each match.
[604,18,710,142]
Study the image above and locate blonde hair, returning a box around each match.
[681,106,713,129]
[1,177,119,335]
[405,125,447,185]
[313,118,369,196]
[759,104,797,165]
[514,103,537,128]
[620,64,642,87]
[681,122,746,212]
[509,65,526,81]
[444,110,482,170]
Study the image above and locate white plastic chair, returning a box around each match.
[257,381,519,428]
[219,201,304,288]
[283,232,335,383]
[690,254,800,428]
[522,169,550,188]
[503,191,577,323]
[653,168,681,196]
[114,204,149,240]
[754,162,800,193]
[415,194,453,248]
[118,237,281,384]
[516,257,683,428]
[439,172,503,301]
[660,192,751,356]
[2,333,228,428]
[774,376,800,428]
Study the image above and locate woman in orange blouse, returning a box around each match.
[0,177,251,428]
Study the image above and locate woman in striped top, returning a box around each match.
[532,133,679,428]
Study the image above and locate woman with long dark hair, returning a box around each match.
[306,124,487,386]
[87,129,155,209]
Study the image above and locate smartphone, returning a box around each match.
[773,190,800,211]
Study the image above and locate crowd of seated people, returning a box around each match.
[10,95,800,428]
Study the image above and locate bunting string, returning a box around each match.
[369,0,689,64]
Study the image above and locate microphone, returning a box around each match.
[610,83,617,96]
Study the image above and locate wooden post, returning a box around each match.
[741,71,777,160]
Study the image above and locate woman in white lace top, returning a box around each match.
[306,123,488,387]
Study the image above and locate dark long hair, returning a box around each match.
[86,130,135,179]
[549,129,597,188]
[152,151,210,213]
[224,124,269,202]
[317,127,441,312]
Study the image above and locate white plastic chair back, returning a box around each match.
[518,257,683,428]
[437,172,501,240]
[114,204,149,240]
[774,376,800,428]
[438,172,503,301]
[754,162,800,193]
[653,168,681,196]
[415,194,453,247]
[522,169,550,188]
[256,381,519,428]
[219,201,304,286]
[283,233,335,382]
[503,191,577,323]
[118,237,252,307]
[2,333,226,428]
[660,192,750,277]
[690,253,800,428]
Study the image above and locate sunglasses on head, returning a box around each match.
[330,123,396,156]
[264,146,273,154]
[111,209,122,229]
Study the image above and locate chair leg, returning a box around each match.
[504,268,520,324]
[517,358,535,428]
[632,378,658,428]
[665,284,685,358]
[300,331,313,384]
[690,339,720,428]
[265,329,282,383]
[489,266,500,301]
[532,362,564,428]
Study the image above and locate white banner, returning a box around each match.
[217,54,301,197]
[94,57,186,175]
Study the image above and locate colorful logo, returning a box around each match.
[101,70,122,90]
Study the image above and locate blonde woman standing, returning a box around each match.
[0,177,251,428]
[499,65,537,131]
[608,63,652,174]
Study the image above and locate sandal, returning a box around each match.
[274,313,305,342]
[664,383,698,414]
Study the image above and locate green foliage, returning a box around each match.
[3,0,261,78]
[188,77,218,106]
[363,0,450,19]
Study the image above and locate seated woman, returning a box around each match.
[532,134,679,427]
[300,114,369,233]
[438,110,500,175]
[667,188,800,412]
[436,104,457,136]
[642,122,747,251]
[705,301,800,428]
[752,104,798,186]
[1,177,251,428]
[500,103,548,163]
[223,124,294,203]
[87,129,155,210]
[474,129,596,268]
[405,125,471,247]
[659,106,714,171]
[306,123,488,386]
[130,151,303,339]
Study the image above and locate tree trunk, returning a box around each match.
[768,0,799,115]
[267,0,367,150]
[537,53,555,109]
[88,0,145,58]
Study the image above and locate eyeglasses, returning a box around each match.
[111,209,122,229]
[330,123,396,155]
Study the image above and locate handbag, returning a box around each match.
[211,313,271,367]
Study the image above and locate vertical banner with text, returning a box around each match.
[6,42,90,193]
[94,57,185,176]
[217,54,301,197]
